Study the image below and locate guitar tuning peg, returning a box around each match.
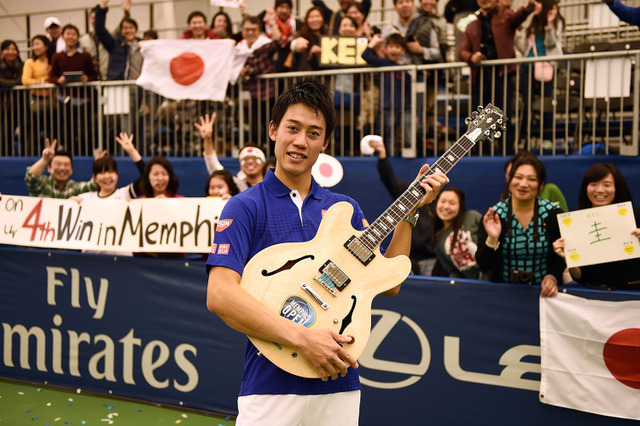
[477,105,484,112]
[471,111,479,118]
[464,117,472,125]
[501,126,507,133]
[493,131,502,139]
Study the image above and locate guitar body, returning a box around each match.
[240,201,412,378]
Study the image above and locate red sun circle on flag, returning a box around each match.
[169,52,205,86]
[319,163,333,178]
[603,328,640,389]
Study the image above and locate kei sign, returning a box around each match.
[320,36,368,67]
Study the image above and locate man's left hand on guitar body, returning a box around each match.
[294,327,359,381]
[414,165,449,209]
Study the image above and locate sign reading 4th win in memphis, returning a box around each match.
[320,36,368,67]
[0,195,227,253]
[557,201,640,267]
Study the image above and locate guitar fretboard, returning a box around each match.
[356,103,504,252]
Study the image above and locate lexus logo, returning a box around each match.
[359,309,431,389]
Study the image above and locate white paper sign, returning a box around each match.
[210,0,242,7]
[0,195,226,253]
[557,202,640,267]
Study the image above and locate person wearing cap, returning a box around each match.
[44,17,65,61]
[196,114,266,192]
[205,78,448,425]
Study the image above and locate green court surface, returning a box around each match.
[0,379,236,425]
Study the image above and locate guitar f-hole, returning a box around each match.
[339,296,357,335]
[262,255,314,276]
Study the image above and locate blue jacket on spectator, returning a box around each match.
[362,47,411,110]
[95,6,141,80]
[605,0,640,28]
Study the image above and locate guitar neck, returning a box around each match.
[360,135,476,251]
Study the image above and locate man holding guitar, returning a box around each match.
[206,78,448,425]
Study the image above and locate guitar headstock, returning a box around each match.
[463,104,507,144]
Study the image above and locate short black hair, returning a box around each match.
[205,170,240,196]
[271,78,336,143]
[120,16,138,32]
[242,15,261,28]
[30,35,50,59]
[61,24,80,36]
[275,0,293,7]
[187,11,207,24]
[385,32,407,49]
[52,150,73,166]
[143,29,158,39]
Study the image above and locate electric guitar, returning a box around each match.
[240,104,507,378]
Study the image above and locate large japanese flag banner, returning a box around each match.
[540,292,640,420]
[137,39,235,101]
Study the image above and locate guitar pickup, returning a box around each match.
[344,235,375,266]
[315,260,351,293]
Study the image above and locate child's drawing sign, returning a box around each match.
[557,202,640,267]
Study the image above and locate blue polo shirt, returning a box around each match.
[206,169,366,396]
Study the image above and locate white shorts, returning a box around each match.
[236,390,361,426]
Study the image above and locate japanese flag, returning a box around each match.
[540,292,640,420]
[137,39,235,101]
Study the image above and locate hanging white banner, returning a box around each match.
[0,195,226,253]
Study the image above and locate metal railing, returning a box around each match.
[2,50,638,158]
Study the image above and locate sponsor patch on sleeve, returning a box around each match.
[216,219,233,232]
[217,244,230,255]
[321,209,327,218]
[210,243,218,254]
[362,218,369,228]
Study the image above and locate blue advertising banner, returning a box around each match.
[1,247,638,425]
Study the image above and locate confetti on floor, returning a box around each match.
[0,379,236,426]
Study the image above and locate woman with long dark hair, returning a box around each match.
[553,163,640,289]
[140,156,182,198]
[289,7,327,71]
[477,154,565,297]
[0,39,24,154]
[432,187,482,278]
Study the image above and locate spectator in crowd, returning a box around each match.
[601,0,640,28]
[381,0,417,65]
[498,0,514,10]
[196,113,266,191]
[459,0,536,155]
[211,11,236,40]
[22,35,55,154]
[96,0,143,81]
[181,11,221,39]
[237,15,281,149]
[252,0,302,72]
[515,0,564,143]
[313,0,372,34]
[289,6,326,71]
[143,30,158,40]
[432,187,482,278]
[443,0,478,57]
[24,138,97,198]
[205,170,240,199]
[476,153,565,297]
[71,132,144,201]
[139,156,181,198]
[502,151,568,211]
[372,137,438,275]
[333,16,362,147]
[553,163,640,289]
[49,24,98,155]
[407,0,448,62]
[362,33,412,153]
[0,39,24,153]
[44,17,65,61]
[347,2,375,38]
[406,0,445,144]
[80,7,109,80]
[206,78,448,424]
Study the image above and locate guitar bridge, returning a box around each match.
[344,235,375,266]
[314,260,351,293]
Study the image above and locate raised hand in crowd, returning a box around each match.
[194,113,216,155]
[29,138,59,177]
[482,207,502,245]
[115,132,142,162]
[93,147,108,160]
